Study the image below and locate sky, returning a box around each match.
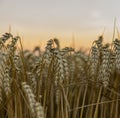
[0,0,120,50]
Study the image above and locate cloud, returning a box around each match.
[91,11,101,19]
[0,0,3,6]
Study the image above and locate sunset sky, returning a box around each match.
[0,0,120,50]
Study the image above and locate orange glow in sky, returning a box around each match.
[0,0,120,50]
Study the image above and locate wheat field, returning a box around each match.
[0,33,119,118]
